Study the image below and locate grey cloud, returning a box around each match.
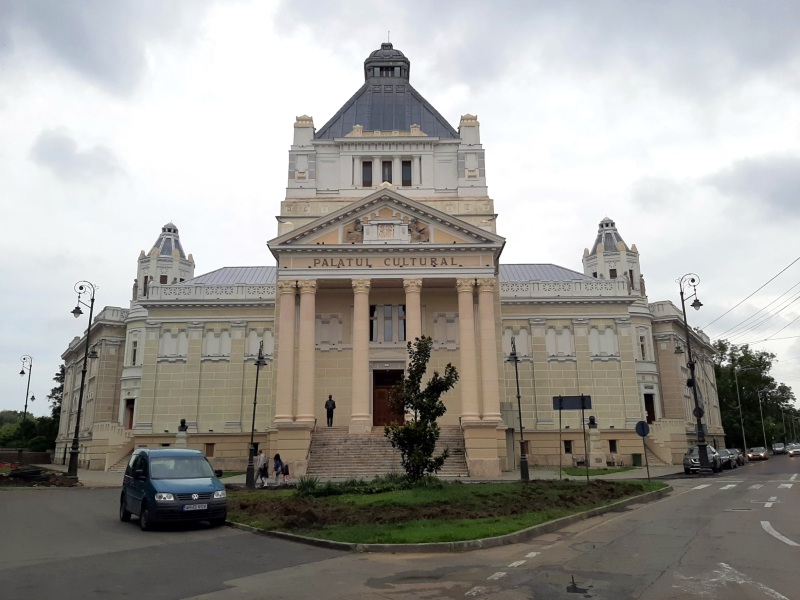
[30,129,122,181]
[275,1,800,97]
[2,0,213,95]
[706,155,800,218]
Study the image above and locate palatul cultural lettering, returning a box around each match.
[312,257,456,268]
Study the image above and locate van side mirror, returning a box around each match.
[214,469,223,478]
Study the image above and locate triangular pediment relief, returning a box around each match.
[268,188,505,251]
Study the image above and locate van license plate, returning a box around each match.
[184,504,207,511]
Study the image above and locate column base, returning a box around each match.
[462,419,503,478]
[273,422,314,477]
[349,418,373,434]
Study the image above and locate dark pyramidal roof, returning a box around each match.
[151,222,186,259]
[588,217,630,256]
[315,43,459,140]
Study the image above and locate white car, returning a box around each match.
[787,444,800,457]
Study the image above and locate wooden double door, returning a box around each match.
[372,369,405,426]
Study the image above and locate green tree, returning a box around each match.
[47,365,65,421]
[384,336,458,481]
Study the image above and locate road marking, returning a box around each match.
[720,484,737,490]
[693,484,711,490]
[778,483,793,489]
[791,474,797,481]
[749,484,763,489]
[465,586,487,596]
[525,551,540,558]
[765,496,778,508]
[674,562,791,599]
[507,560,526,568]
[761,521,800,547]
[487,572,506,580]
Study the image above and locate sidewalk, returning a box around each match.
[35,463,686,488]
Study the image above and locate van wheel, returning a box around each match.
[139,502,154,531]
[119,496,132,522]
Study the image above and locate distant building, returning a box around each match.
[57,43,722,473]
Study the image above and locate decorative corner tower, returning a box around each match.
[582,217,644,298]
[133,222,195,301]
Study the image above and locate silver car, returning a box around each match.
[683,445,722,474]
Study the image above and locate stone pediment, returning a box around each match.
[268,188,505,252]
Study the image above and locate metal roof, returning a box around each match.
[182,266,276,286]
[151,222,186,259]
[499,264,595,282]
[315,43,458,139]
[588,217,629,256]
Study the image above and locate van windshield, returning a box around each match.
[150,456,215,479]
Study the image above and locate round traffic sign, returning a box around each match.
[635,421,650,437]
[693,407,704,419]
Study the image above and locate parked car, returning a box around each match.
[717,449,737,470]
[732,448,746,465]
[787,444,800,457]
[772,443,786,455]
[747,447,769,461]
[683,445,722,474]
[120,447,227,531]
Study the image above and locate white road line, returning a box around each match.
[779,483,793,489]
[720,484,737,490]
[487,572,506,580]
[761,521,800,547]
[765,496,778,508]
[507,560,526,568]
[749,484,763,489]
[465,586,487,596]
[525,551,540,558]
[791,474,797,482]
[693,484,711,490]
[675,562,791,599]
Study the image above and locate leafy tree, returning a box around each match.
[384,336,458,481]
[0,411,22,427]
[713,341,798,449]
[47,365,65,421]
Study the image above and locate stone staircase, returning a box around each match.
[306,424,469,479]
[644,440,670,467]
[108,451,132,473]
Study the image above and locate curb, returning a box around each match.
[226,484,672,553]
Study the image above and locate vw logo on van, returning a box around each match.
[192,493,199,500]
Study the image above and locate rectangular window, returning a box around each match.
[160,443,170,447]
[629,269,634,284]
[564,440,573,454]
[592,272,597,278]
[639,335,647,361]
[398,305,406,342]
[609,269,617,279]
[160,275,168,284]
[131,341,138,366]
[402,160,412,186]
[369,305,378,342]
[609,440,618,454]
[205,443,215,457]
[384,305,393,341]
[362,161,373,187]
[382,160,392,183]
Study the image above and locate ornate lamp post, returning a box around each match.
[67,281,98,478]
[19,355,34,445]
[508,337,529,481]
[677,273,712,475]
[245,341,267,489]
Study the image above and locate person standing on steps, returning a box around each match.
[325,394,336,427]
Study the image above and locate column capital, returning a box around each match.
[403,278,423,294]
[352,278,371,294]
[298,280,318,295]
[456,278,476,294]
[476,278,496,293]
[277,280,297,294]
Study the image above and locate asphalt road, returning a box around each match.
[1,457,798,600]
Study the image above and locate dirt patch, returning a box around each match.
[227,480,647,532]
[0,467,81,488]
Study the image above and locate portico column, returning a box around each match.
[457,278,479,421]
[477,278,502,421]
[350,279,372,433]
[353,156,362,187]
[274,281,297,423]
[295,280,317,423]
[373,156,381,185]
[403,278,422,342]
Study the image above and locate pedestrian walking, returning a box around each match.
[273,453,288,485]
[325,394,336,427]
[256,449,267,487]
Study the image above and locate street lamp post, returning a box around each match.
[19,355,34,445]
[757,390,769,450]
[677,274,712,475]
[508,337,529,481]
[245,341,267,489]
[67,281,97,478]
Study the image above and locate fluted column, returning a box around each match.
[350,279,372,433]
[457,278,479,421]
[478,278,502,421]
[274,281,297,423]
[295,280,317,423]
[403,278,423,342]
[353,156,362,187]
[373,156,381,186]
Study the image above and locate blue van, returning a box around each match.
[120,448,227,530]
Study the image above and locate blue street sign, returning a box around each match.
[635,421,650,437]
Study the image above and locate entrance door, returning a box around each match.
[124,398,135,429]
[373,369,405,426]
[644,393,656,424]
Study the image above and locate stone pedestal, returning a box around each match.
[588,426,605,468]
[175,431,188,448]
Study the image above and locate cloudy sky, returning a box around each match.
[2,0,799,417]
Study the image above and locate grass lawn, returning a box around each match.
[227,479,666,544]
[561,466,636,477]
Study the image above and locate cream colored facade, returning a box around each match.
[56,43,723,473]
